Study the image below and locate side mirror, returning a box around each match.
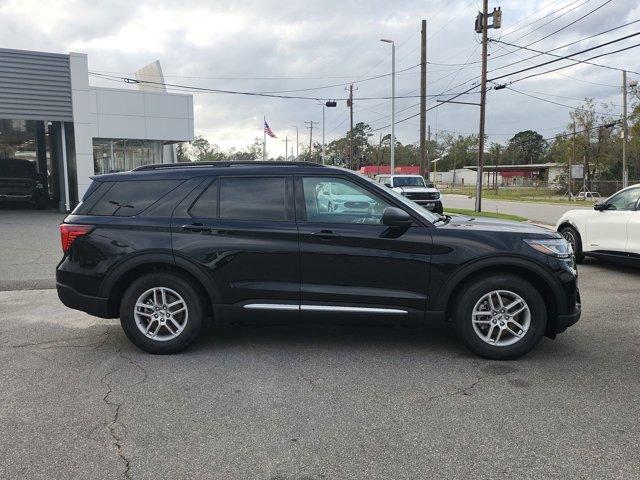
[384,182,391,188]
[382,207,411,228]
[594,201,606,211]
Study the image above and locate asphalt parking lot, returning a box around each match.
[1,258,638,480]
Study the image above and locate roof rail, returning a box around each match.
[133,161,324,172]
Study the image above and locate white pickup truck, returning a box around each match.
[375,174,443,214]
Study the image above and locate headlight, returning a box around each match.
[524,238,573,259]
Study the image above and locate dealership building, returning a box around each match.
[0,48,194,211]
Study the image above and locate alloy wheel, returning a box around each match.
[133,287,189,342]
[561,229,577,252]
[471,290,531,347]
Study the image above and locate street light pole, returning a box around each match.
[322,105,326,165]
[290,126,299,159]
[381,39,395,173]
[622,70,628,188]
[317,100,336,165]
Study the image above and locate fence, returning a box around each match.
[439,180,640,202]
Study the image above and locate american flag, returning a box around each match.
[264,120,277,138]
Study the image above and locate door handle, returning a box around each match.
[181,223,211,233]
[311,230,340,240]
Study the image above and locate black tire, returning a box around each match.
[453,274,547,360]
[559,225,584,263]
[119,272,204,354]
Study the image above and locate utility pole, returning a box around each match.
[570,120,576,194]
[475,0,489,212]
[282,136,289,161]
[420,19,428,179]
[473,3,500,211]
[427,125,431,182]
[347,85,354,169]
[622,70,628,188]
[305,121,317,162]
[381,39,396,173]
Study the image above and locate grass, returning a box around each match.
[441,187,594,205]
[444,207,528,222]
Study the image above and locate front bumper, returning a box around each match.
[556,306,581,333]
[415,199,443,213]
[57,281,111,318]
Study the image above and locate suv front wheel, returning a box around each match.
[453,274,547,360]
[120,272,204,354]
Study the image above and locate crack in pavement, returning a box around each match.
[101,366,133,480]
[3,330,112,350]
[100,348,148,480]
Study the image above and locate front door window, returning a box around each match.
[302,177,391,224]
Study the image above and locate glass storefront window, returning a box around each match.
[93,139,163,174]
[0,118,61,209]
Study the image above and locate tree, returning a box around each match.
[507,130,547,164]
[176,142,190,162]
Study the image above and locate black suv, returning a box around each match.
[57,162,580,359]
[0,158,48,208]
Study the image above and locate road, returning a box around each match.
[1,259,638,480]
[0,208,64,290]
[442,194,593,225]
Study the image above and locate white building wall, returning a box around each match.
[69,54,194,200]
[434,168,478,186]
[89,87,193,142]
[69,52,94,199]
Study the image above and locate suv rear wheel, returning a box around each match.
[120,272,204,354]
[453,274,547,360]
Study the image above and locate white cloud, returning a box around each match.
[0,0,637,157]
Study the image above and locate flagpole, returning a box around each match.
[262,116,266,161]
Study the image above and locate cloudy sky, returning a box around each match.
[2,0,639,157]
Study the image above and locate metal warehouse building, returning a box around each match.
[0,48,194,212]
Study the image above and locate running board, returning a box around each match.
[243,304,407,315]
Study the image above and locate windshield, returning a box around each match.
[393,176,426,187]
[356,171,440,223]
[331,182,361,196]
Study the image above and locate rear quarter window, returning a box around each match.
[88,180,182,216]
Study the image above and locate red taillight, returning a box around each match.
[60,224,93,253]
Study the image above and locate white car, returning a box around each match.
[315,180,377,214]
[556,184,640,263]
[375,174,443,214]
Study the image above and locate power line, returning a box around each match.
[504,86,618,116]
[256,64,420,94]
[88,71,475,102]
[489,18,640,73]
[491,37,640,75]
[489,0,612,63]
[500,0,585,38]
[496,41,640,86]
[491,41,619,88]
[487,31,640,84]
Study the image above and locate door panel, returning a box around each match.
[585,211,631,252]
[585,188,640,253]
[171,176,299,321]
[296,175,431,320]
[626,211,640,254]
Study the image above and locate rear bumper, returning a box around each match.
[56,282,112,318]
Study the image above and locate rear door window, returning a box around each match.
[89,180,182,216]
[189,179,219,218]
[219,177,289,221]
